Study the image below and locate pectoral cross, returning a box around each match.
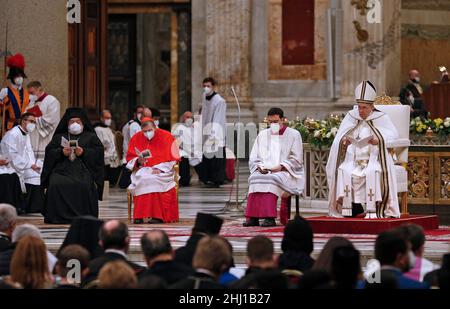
[368,189,375,202]
[344,185,351,198]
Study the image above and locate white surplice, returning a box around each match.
[172,122,203,166]
[248,127,304,197]
[0,126,42,193]
[26,94,61,161]
[95,126,120,168]
[201,93,227,150]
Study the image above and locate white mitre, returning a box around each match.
[355,80,377,104]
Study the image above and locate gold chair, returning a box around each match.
[374,94,411,215]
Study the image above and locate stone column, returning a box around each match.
[192,0,255,123]
[337,0,401,107]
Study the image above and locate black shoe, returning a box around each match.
[352,203,365,217]
[261,218,276,227]
[148,218,163,224]
[243,218,260,227]
[134,219,144,224]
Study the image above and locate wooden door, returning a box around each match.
[68,0,108,120]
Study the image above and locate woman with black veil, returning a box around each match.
[41,108,104,224]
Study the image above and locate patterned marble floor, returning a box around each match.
[17,164,450,267]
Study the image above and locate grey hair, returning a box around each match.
[12,224,42,242]
[0,204,17,232]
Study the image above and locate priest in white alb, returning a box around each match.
[244,108,304,227]
[126,117,181,224]
[326,81,400,219]
[0,112,44,214]
[26,81,61,161]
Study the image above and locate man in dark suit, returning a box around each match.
[170,236,231,289]
[82,220,144,286]
[399,69,428,118]
[174,213,223,267]
[0,204,16,253]
[139,230,194,286]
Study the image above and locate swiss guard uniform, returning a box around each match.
[0,53,31,133]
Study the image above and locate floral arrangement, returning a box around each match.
[410,117,450,135]
[289,114,344,149]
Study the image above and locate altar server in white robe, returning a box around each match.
[26,81,61,161]
[326,80,400,219]
[172,111,203,186]
[244,108,304,227]
[197,77,227,187]
[95,110,121,186]
[0,113,44,214]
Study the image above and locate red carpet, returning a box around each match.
[259,215,439,235]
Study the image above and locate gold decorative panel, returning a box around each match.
[407,152,433,204]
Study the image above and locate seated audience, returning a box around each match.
[331,246,362,289]
[0,224,57,276]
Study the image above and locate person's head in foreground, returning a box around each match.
[140,230,173,268]
[98,220,130,253]
[246,235,277,269]
[192,236,232,281]
[10,236,53,289]
[0,204,17,238]
[55,245,91,287]
[98,260,137,289]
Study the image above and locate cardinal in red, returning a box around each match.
[126,117,181,224]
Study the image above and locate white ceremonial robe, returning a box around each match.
[95,126,121,168]
[248,127,304,197]
[326,108,400,218]
[26,94,61,161]
[0,126,42,193]
[172,123,203,166]
[127,160,177,196]
[201,93,227,151]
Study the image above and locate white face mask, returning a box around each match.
[104,119,112,127]
[14,77,24,86]
[144,130,155,140]
[270,123,280,134]
[154,120,160,128]
[204,87,213,96]
[137,113,143,121]
[185,118,194,127]
[26,123,36,133]
[69,123,83,135]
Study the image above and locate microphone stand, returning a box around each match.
[223,87,244,212]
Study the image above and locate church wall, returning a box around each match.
[401,0,450,88]
[0,0,68,114]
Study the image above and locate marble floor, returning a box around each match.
[17,164,450,268]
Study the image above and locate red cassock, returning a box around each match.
[126,129,181,222]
